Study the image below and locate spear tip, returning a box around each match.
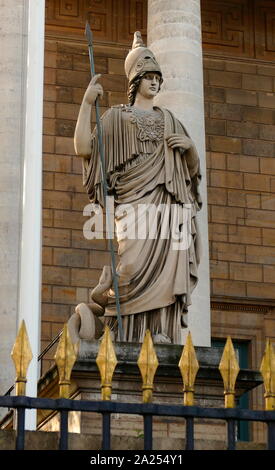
[85,20,93,46]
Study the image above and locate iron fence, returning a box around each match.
[0,395,275,450]
[1,321,274,451]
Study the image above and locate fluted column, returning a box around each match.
[148,0,210,346]
[0,0,25,403]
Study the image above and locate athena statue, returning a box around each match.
[69,32,202,344]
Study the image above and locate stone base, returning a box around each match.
[36,341,262,449]
[0,430,267,451]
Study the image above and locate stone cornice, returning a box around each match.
[211,298,275,314]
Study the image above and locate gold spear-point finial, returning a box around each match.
[137,330,159,403]
[11,320,33,396]
[96,326,117,401]
[54,323,78,398]
[260,339,275,411]
[178,332,199,406]
[219,336,240,408]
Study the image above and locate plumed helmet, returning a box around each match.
[124,31,162,84]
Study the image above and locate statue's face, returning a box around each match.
[137,73,161,99]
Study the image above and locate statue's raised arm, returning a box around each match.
[74,74,103,158]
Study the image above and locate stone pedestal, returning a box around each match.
[36,341,262,450]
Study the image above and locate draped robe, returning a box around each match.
[82,105,202,343]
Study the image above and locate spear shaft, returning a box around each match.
[85,21,124,342]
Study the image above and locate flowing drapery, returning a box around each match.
[82,106,202,342]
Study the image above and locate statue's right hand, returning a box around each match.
[83,74,103,105]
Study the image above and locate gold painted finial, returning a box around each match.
[54,324,78,398]
[219,337,240,408]
[137,330,159,403]
[260,339,275,411]
[178,332,199,406]
[96,326,117,401]
[11,320,33,396]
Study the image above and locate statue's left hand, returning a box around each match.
[166,134,193,151]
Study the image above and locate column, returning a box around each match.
[0,0,45,428]
[18,0,45,428]
[0,0,27,401]
[147,0,211,346]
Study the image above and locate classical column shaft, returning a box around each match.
[0,0,27,402]
[0,0,45,428]
[148,0,210,346]
[18,0,45,428]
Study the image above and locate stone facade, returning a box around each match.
[205,57,275,299]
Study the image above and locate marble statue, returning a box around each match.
[68,32,202,345]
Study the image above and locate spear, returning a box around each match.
[85,21,124,342]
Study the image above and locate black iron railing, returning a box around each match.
[1,395,274,451]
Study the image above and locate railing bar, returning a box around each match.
[185,416,194,450]
[59,410,69,450]
[268,422,275,450]
[143,414,153,450]
[102,412,111,450]
[227,419,236,451]
[0,397,273,450]
[15,407,26,450]
[1,399,275,422]
[1,396,275,422]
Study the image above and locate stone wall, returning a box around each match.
[205,57,275,301]
[205,55,275,393]
[0,429,266,450]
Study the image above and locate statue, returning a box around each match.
[68,32,202,345]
